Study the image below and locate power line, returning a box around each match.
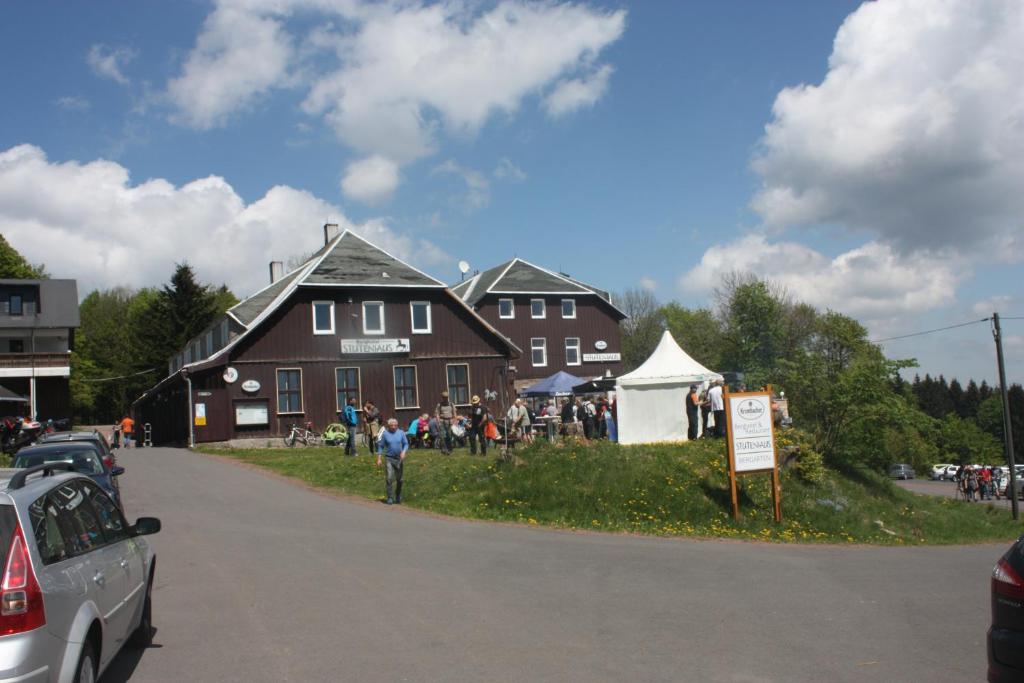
[870,318,989,344]
[80,367,159,383]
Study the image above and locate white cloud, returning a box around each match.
[0,145,446,298]
[494,157,527,182]
[751,0,1024,261]
[55,96,91,112]
[165,1,625,198]
[639,277,657,292]
[971,295,1016,318]
[166,6,294,129]
[679,234,962,323]
[543,64,613,118]
[87,44,137,85]
[432,159,490,212]
[340,155,400,205]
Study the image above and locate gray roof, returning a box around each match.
[451,259,620,314]
[228,230,445,327]
[304,231,446,287]
[0,279,79,329]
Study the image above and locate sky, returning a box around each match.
[0,0,1021,384]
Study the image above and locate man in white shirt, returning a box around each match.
[707,380,726,438]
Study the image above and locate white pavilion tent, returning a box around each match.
[615,330,723,445]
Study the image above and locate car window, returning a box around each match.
[29,493,70,565]
[13,448,104,475]
[49,482,105,556]
[81,481,128,543]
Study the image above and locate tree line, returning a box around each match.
[617,275,1022,472]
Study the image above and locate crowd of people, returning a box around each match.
[951,464,1008,502]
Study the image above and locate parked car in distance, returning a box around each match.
[989,534,1024,682]
[888,464,915,480]
[0,463,160,683]
[12,442,124,509]
[931,464,953,480]
[942,464,961,480]
[37,431,116,471]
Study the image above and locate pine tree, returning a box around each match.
[962,379,981,419]
[948,378,965,418]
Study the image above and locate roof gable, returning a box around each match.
[303,231,445,287]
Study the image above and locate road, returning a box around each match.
[101,447,1007,682]
[896,478,1017,510]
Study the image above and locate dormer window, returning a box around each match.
[498,298,514,319]
[530,299,546,319]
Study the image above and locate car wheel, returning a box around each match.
[73,644,97,683]
[129,572,154,648]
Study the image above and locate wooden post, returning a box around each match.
[724,385,741,520]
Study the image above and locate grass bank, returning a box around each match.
[199,438,1023,545]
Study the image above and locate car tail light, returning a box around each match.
[0,526,46,635]
[104,456,114,470]
[993,557,1024,600]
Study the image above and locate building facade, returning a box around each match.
[450,259,625,390]
[134,228,519,446]
[0,279,79,420]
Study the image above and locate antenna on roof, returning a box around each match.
[458,260,470,282]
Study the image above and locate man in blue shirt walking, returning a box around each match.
[343,397,360,456]
[376,418,409,504]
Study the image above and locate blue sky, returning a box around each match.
[0,0,1021,383]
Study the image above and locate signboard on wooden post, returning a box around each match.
[725,388,781,522]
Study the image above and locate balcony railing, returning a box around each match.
[0,352,71,369]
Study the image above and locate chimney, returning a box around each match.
[269,261,284,284]
[324,223,340,245]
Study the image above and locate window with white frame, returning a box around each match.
[276,368,303,414]
[446,364,470,405]
[313,301,335,335]
[335,367,360,411]
[393,365,418,408]
[531,338,547,367]
[362,301,384,335]
[565,337,581,366]
[561,299,576,319]
[410,301,432,334]
[498,298,514,319]
[530,299,546,319]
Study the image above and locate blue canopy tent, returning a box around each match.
[520,371,585,397]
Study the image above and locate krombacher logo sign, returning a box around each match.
[341,338,411,354]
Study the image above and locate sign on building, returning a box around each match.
[725,389,781,522]
[582,352,621,362]
[340,338,411,354]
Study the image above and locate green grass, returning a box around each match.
[198,439,1024,545]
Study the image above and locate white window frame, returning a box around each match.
[498,298,515,319]
[275,367,304,415]
[312,300,336,335]
[530,298,546,319]
[334,366,362,412]
[561,299,577,319]
[362,301,385,335]
[446,363,471,406]
[410,301,432,334]
[565,337,581,366]
[531,337,547,367]
[392,364,419,410]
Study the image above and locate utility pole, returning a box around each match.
[992,313,1019,521]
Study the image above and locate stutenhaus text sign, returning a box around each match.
[341,338,410,354]
[724,389,782,522]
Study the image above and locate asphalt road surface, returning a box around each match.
[101,447,1011,683]
[896,479,1017,510]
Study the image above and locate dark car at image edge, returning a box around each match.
[988,534,1024,682]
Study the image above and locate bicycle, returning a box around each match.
[284,422,321,447]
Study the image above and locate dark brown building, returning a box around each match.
[134,228,519,446]
[450,259,625,390]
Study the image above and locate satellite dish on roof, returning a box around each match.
[458,260,470,274]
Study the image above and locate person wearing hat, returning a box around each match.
[686,384,701,440]
[468,394,489,456]
[435,390,457,454]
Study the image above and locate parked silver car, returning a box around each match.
[0,463,160,682]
